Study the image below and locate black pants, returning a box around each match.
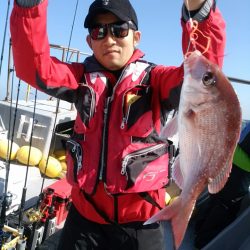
[57,204,165,250]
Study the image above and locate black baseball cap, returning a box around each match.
[84,0,138,29]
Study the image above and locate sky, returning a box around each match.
[0,0,249,120]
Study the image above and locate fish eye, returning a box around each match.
[202,71,216,86]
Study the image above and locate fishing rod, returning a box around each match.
[18,89,38,229]
[26,1,81,246]
[0,79,22,247]
[0,0,80,246]
[12,2,82,246]
[0,0,11,77]
[0,63,16,248]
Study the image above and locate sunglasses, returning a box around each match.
[89,21,137,40]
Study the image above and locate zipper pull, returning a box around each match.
[120,117,127,129]
[121,157,128,175]
[77,154,82,171]
[70,142,76,153]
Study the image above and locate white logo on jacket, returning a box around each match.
[90,72,107,85]
[120,62,149,82]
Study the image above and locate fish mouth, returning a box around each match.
[184,50,202,64]
[184,51,209,80]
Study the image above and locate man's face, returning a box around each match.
[86,13,141,71]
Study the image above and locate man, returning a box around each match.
[10,0,225,249]
[194,122,250,249]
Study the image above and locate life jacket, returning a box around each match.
[66,60,170,195]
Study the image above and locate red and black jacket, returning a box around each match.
[10,0,226,224]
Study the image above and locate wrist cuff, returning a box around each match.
[182,0,214,22]
[16,0,43,8]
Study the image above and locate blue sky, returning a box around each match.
[0,0,249,119]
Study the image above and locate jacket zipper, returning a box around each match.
[99,97,111,180]
[99,69,128,181]
[120,87,134,129]
[66,139,83,181]
[67,140,82,172]
[121,144,166,176]
[84,84,96,119]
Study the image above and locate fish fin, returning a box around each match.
[144,197,195,250]
[172,155,184,189]
[144,204,175,225]
[160,115,178,139]
[208,159,233,194]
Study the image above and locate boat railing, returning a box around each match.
[228,77,250,85]
[3,39,250,104]
[5,41,90,104]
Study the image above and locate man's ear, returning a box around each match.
[86,35,92,49]
[133,30,141,48]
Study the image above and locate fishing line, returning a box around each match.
[42,0,80,160]
[5,79,21,194]
[185,0,192,23]
[0,0,11,77]
[184,0,195,56]
[6,66,16,169]
[184,0,211,58]
[65,0,79,62]
[39,101,60,195]
[39,0,80,194]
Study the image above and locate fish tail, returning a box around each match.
[144,196,195,249]
[170,197,196,250]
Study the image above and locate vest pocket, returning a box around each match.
[121,143,169,192]
[120,85,153,137]
[66,139,83,186]
[75,85,96,128]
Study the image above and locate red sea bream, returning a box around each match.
[144,51,242,249]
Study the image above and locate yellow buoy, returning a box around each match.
[53,149,66,161]
[165,192,171,205]
[16,146,42,166]
[0,139,19,160]
[60,160,67,171]
[39,156,62,178]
